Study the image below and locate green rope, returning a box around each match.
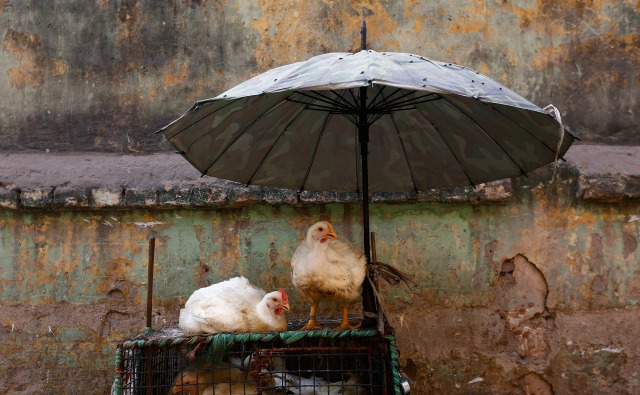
[207,334,234,366]
[111,346,122,395]
[384,335,403,395]
[118,329,381,349]
[279,331,307,344]
[259,332,279,342]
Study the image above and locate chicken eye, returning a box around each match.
[318,227,323,231]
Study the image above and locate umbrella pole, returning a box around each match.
[358,17,378,328]
[359,20,370,263]
[359,21,379,327]
[359,91,371,262]
[359,115,378,329]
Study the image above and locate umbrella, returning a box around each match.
[158,22,577,328]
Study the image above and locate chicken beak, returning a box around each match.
[279,302,291,312]
[326,223,337,239]
[321,229,337,242]
[316,223,338,243]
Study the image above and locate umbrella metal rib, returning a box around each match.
[287,90,356,114]
[199,94,293,176]
[288,88,443,120]
[412,107,478,188]
[387,111,419,193]
[159,98,239,140]
[438,95,529,178]
[245,99,315,188]
[297,107,334,193]
[488,103,570,161]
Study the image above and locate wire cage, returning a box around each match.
[112,329,402,395]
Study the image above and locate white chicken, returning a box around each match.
[291,221,367,331]
[171,364,273,395]
[272,371,365,395]
[179,276,290,334]
[171,360,245,395]
[172,353,287,395]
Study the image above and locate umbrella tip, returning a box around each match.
[360,20,367,50]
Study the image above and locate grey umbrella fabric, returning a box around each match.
[161,49,575,194]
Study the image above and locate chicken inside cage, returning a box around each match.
[114,331,397,395]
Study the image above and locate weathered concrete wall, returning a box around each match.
[1,1,639,394]
[0,0,638,152]
[0,146,639,394]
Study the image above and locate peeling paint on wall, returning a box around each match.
[1,172,639,392]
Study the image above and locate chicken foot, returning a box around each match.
[333,306,361,331]
[298,304,322,331]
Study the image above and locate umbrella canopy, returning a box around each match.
[160,49,576,194]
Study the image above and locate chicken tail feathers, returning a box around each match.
[369,262,418,290]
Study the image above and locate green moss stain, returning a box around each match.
[1,200,638,309]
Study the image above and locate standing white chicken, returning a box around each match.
[291,221,367,331]
[179,276,290,334]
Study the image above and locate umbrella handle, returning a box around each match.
[543,104,565,181]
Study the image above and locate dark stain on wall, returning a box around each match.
[0,1,638,153]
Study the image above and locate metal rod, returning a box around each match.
[146,233,156,329]
[359,21,378,327]
[144,347,153,395]
[359,96,370,263]
[359,96,378,325]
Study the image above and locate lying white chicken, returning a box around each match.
[172,362,277,395]
[179,276,290,334]
[172,353,288,395]
[171,359,245,395]
[291,221,367,331]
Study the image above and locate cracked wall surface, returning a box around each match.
[1,158,639,394]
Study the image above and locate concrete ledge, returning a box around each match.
[0,144,637,209]
[564,145,640,202]
[577,175,640,201]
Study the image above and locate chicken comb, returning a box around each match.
[278,288,289,303]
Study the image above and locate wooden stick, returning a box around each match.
[146,233,156,330]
